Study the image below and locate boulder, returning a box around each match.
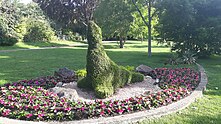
[48,87,79,101]
[136,65,153,75]
[56,82,63,87]
[62,82,76,89]
[54,67,76,83]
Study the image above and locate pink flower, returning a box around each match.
[33,105,39,110]
[2,109,11,117]
[37,87,43,91]
[100,111,105,116]
[127,107,132,111]
[8,95,13,100]
[38,113,44,118]
[26,113,33,118]
[117,108,124,114]
[65,107,72,111]
[109,103,113,107]
[81,107,85,111]
[101,104,106,109]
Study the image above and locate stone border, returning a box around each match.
[0,64,208,124]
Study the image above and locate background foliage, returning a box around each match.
[157,0,221,57]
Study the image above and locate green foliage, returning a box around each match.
[76,69,87,77]
[0,35,18,46]
[14,18,27,41]
[157,0,221,57]
[165,52,197,65]
[76,69,87,78]
[124,65,135,71]
[94,0,133,39]
[129,3,158,40]
[180,51,197,65]
[77,21,144,98]
[23,20,55,42]
[0,1,20,46]
[131,72,144,83]
[0,17,18,46]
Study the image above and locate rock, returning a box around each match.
[56,82,63,87]
[48,87,79,101]
[62,82,76,89]
[57,91,65,97]
[54,67,75,79]
[136,65,153,75]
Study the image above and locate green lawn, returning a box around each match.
[0,41,220,123]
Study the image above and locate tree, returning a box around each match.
[132,0,159,57]
[94,0,133,48]
[35,0,144,98]
[157,0,221,57]
[0,0,20,46]
[129,6,158,43]
[14,2,55,41]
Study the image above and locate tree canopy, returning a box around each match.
[95,0,133,39]
[34,0,99,27]
[157,0,221,57]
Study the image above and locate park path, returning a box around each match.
[0,41,118,53]
[0,44,88,53]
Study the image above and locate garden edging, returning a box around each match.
[0,64,208,124]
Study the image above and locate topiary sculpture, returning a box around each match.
[77,21,144,98]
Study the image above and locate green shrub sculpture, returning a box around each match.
[77,21,144,98]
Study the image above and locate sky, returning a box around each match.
[20,0,32,4]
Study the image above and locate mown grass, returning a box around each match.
[0,41,220,124]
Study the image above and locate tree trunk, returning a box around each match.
[119,36,124,48]
[148,0,152,57]
[77,21,144,98]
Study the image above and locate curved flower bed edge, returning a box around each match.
[0,66,205,123]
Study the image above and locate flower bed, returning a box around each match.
[0,68,200,121]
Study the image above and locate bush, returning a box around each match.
[131,72,144,83]
[76,69,87,79]
[164,52,197,65]
[0,35,18,46]
[23,20,55,42]
[124,65,135,71]
[0,17,18,46]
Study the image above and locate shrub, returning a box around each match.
[76,69,87,78]
[23,20,55,42]
[77,21,144,99]
[0,35,18,46]
[164,52,197,65]
[124,65,135,71]
[131,72,144,83]
[180,51,197,65]
[0,17,18,46]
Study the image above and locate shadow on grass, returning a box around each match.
[185,114,221,124]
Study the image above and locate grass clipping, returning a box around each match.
[77,21,144,98]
